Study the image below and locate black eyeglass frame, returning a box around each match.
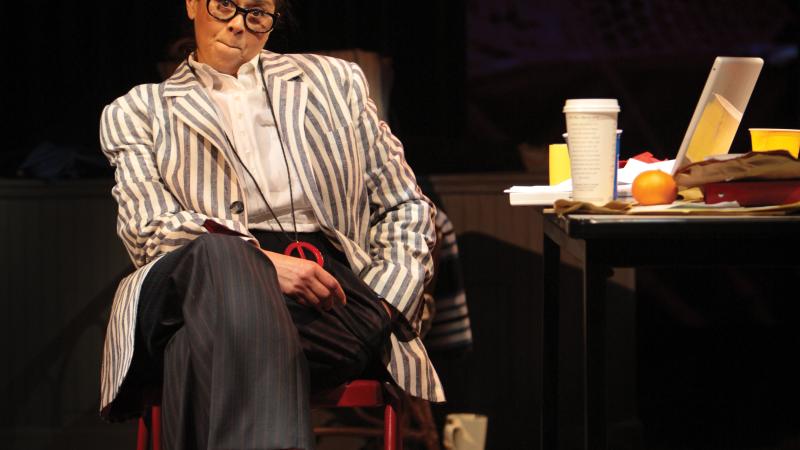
[206,0,280,34]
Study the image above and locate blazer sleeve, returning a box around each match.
[99,85,255,268]
[346,62,437,326]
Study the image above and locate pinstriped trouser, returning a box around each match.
[135,232,394,450]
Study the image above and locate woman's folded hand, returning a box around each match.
[260,249,346,311]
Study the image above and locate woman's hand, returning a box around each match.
[261,249,346,311]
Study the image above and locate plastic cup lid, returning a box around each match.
[563,98,620,113]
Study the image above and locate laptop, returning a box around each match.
[671,56,764,175]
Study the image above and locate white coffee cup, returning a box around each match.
[443,413,488,450]
[563,99,621,204]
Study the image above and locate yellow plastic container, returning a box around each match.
[749,128,800,158]
[549,143,571,185]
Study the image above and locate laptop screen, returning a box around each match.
[671,56,764,175]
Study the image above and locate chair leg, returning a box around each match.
[384,397,404,450]
[152,406,162,450]
[137,416,149,450]
[384,403,396,450]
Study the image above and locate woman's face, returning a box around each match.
[185,0,276,75]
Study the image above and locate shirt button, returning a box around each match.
[229,201,244,214]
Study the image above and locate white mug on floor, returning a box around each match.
[443,413,488,450]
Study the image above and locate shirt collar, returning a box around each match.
[188,52,262,91]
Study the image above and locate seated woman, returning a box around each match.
[98,0,443,448]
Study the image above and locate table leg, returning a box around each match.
[542,232,560,450]
[582,260,608,450]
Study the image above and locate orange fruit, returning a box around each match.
[631,170,677,205]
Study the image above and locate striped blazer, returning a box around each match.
[99,50,444,417]
[424,210,473,354]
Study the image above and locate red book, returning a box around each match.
[703,180,800,206]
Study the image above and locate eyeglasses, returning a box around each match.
[206,0,279,34]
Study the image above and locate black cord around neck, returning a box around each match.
[186,54,301,244]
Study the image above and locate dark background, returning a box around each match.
[4,1,800,449]
[4,0,799,177]
[3,0,467,177]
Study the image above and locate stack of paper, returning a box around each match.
[505,180,572,206]
[506,159,675,206]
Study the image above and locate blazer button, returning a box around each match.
[229,201,244,214]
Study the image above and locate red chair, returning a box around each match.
[311,379,404,450]
[136,379,403,450]
[136,401,161,450]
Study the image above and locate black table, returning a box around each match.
[541,213,800,450]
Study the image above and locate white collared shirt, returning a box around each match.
[188,53,320,232]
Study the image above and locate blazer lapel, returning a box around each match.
[261,51,334,230]
[164,62,239,171]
